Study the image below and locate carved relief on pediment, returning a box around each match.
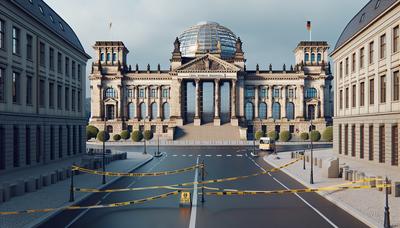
[184,58,227,71]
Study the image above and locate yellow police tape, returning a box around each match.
[203,184,391,196]
[72,163,204,177]
[0,191,180,215]
[74,157,303,193]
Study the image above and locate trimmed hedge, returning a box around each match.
[254,130,264,140]
[131,130,143,142]
[86,125,99,140]
[113,134,121,141]
[322,127,333,142]
[267,131,279,141]
[144,130,153,141]
[300,132,309,141]
[120,130,130,140]
[310,130,321,142]
[279,131,292,142]
[96,130,110,142]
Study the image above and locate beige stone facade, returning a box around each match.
[331,0,400,168]
[0,1,89,173]
[89,33,333,140]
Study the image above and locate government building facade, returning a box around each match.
[332,0,399,168]
[0,0,89,173]
[89,22,333,140]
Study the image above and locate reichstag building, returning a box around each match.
[89,21,333,139]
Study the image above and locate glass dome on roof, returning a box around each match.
[178,21,237,58]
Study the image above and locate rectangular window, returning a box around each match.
[0,19,4,50]
[49,82,54,108]
[0,126,4,169]
[0,68,4,102]
[351,53,356,73]
[49,48,54,70]
[77,64,81,81]
[71,89,76,111]
[352,84,356,108]
[65,87,69,110]
[289,125,295,134]
[65,57,69,76]
[369,41,374,64]
[57,85,62,109]
[78,90,81,112]
[26,34,33,60]
[57,52,62,73]
[339,89,343,109]
[345,57,349,75]
[380,75,386,103]
[393,26,399,53]
[39,42,45,67]
[162,88,169,98]
[339,62,343,78]
[392,124,398,166]
[127,89,133,98]
[139,88,145,98]
[260,88,267,98]
[151,88,157,98]
[246,87,255,98]
[288,89,294,98]
[273,88,280,98]
[345,87,349,108]
[339,125,342,154]
[26,76,32,105]
[360,82,365,106]
[379,125,385,163]
[26,127,31,165]
[12,72,20,104]
[39,80,45,107]
[72,61,76,79]
[380,34,386,59]
[369,125,374,161]
[351,125,356,157]
[369,79,375,105]
[13,126,19,167]
[394,71,400,101]
[360,125,364,159]
[344,125,348,155]
[359,47,364,69]
[12,27,20,55]
[163,125,168,133]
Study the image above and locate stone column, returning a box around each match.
[157,86,162,119]
[194,79,201,126]
[135,85,139,119]
[117,85,123,120]
[231,80,238,126]
[282,86,287,119]
[268,86,274,119]
[297,85,305,119]
[146,86,150,119]
[320,85,325,118]
[214,79,221,126]
[254,86,259,119]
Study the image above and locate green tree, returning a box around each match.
[131,130,143,142]
[96,130,110,142]
[113,134,121,141]
[300,132,309,141]
[120,130,130,140]
[310,130,321,142]
[143,130,153,141]
[267,131,279,141]
[279,131,292,142]
[86,125,99,140]
[254,130,264,140]
[322,127,333,142]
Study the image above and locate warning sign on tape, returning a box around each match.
[0,191,180,215]
[72,164,204,177]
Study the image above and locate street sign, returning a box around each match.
[179,191,191,207]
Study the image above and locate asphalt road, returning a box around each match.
[39,144,368,228]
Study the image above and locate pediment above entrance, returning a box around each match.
[175,54,240,73]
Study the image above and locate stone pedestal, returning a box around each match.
[231,118,239,126]
[194,118,201,126]
[213,118,221,126]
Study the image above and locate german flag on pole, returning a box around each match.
[306,21,311,31]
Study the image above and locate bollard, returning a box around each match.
[377,176,383,191]
[69,164,75,202]
[369,177,376,188]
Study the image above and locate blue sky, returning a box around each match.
[46,0,369,96]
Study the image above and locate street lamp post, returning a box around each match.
[310,119,314,185]
[384,177,391,228]
[252,123,256,156]
[143,117,147,154]
[102,102,107,185]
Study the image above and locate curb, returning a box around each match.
[263,155,381,228]
[27,155,154,228]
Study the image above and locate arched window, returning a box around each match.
[304,53,309,62]
[286,102,295,120]
[100,53,104,61]
[151,102,158,120]
[112,53,117,62]
[305,88,317,99]
[245,102,254,121]
[272,102,281,120]
[105,88,116,98]
[106,53,111,61]
[140,102,146,120]
[308,105,315,120]
[106,125,113,133]
[259,102,267,119]
[317,53,322,62]
[163,102,170,120]
[311,53,315,62]
[128,103,135,119]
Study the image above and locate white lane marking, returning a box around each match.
[182,154,187,157]
[226,154,232,157]
[189,157,199,228]
[236,154,243,157]
[197,155,201,157]
[205,155,211,157]
[216,154,222,157]
[188,155,193,157]
[173,154,178,157]
[248,157,338,228]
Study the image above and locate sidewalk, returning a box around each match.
[87,140,332,146]
[265,149,400,228]
[0,152,152,228]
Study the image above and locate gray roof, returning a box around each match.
[333,0,398,53]
[10,0,88,57]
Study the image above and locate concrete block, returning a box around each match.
[25,177,36,193]
[322,158,339,178]
[377,176,383,191]
[347,170,353,181]
[352,171,358,181]
[394,182,400,197]
[36,176,42,190]
[341,167,348,180]
[11,180,25,197]
[2,183,10,202]
[50,172,57,184]
[42,174,51,186]
[59,169,66,181]
[0,188,3,203]
[369,176,376,188]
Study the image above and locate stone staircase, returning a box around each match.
[174,123,241,141]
